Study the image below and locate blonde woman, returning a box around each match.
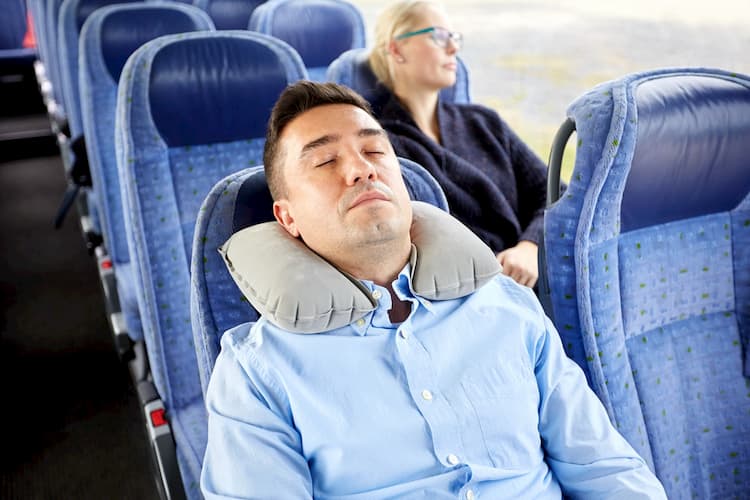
[369,0,550,288]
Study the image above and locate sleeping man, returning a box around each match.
[200,81,666,499]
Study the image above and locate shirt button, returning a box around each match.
[355,318,365,327]
[371,290,382,300]
[447,454,460,465]
[399,329,408,339]
[421,389,433,401]
[466,489,475,500]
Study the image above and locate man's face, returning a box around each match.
[272,104,413,262]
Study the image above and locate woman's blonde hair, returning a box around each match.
[368,1,438,90]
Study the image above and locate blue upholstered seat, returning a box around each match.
[190,158,449,395]
[542,67,750,498]
[27,0,47,63]
[58,0,149,239]
[45,0,69,116]
[0,0,36,70]
[59,0,147,141]
[248,0,365,81]
[115,30,306,498]
[79,3,214,342]
[193,0,266,30]
[326,47,471,107]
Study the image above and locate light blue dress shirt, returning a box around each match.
[202,266,666,499]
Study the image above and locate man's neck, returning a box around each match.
[335,238,412,287]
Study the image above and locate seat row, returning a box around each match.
[26,0,750,498]
[25,1,466,497]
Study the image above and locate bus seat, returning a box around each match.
[193,0,266,30]
[190,157,449,395]
[326,47,471,111]
[0,0,36,70]
[45,0,70,117]
[542,67,750,498]
[79,2,214,350]
[59,0,145,141]
[248,0,365,81]
[56,0,149,245]
[27,0,48,63]
[116,30,306,499]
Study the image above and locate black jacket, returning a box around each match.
[377,92,549,253]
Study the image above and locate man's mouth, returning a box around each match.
[349,189,390,209]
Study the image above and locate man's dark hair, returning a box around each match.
[264,81,374,200]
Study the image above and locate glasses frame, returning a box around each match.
[394,26,463,49]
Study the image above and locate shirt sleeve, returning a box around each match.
[532,310,667,499]
[201,325,313,499]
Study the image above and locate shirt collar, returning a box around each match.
[352,261,437,336]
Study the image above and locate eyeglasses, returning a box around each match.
[395,26,463,50]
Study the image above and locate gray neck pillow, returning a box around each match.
[219,201,501,334]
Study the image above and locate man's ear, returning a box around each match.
[273,199,300,237]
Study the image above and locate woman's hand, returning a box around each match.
[496,241,538,288]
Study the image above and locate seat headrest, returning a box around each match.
[100,6,212,82]
[622,74,750,231]
[148,32,305,147]
[249,0,365,68]
[219,201,501,333]
[75,0,140,31]
[326,48,471,111]
[205,0,265,30]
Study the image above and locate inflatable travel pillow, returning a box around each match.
[220,201,501,333]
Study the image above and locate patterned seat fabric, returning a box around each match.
[59,0,145,140]
[543,67,750,499]
[326,47,472,109]
[190,158,449,395]
[58,0,148,236]
[79,2,214,339]
[248,0,365,81]
[115,30,306,498]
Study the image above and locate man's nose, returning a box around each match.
[344,154,378,185]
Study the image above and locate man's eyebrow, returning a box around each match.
[299,134,340,158]
[299,128,386,159]
[358,128,386,138]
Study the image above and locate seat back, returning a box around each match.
[543,68,750,498]
[326,47,471,108]
[248,0,365,81]
[191,157,448,394]
[59,0,145,139]
[45,0,70,112]
[79,3,214,339]
[28,0,50,64]
[0,0,36,72]
[80,3,214,266]
[193,0,266,29]
[115,30,306,493]
[1,0,27,50]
